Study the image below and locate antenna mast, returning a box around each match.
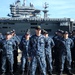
[23,0,26,6]
[43,2,49,18]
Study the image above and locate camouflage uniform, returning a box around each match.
[29,34,46,75]
[45,36,55,75]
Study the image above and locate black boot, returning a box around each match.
[48,71,52,75]
[67,71,73,75]
[21,71,25,75]
[57,71,62,75]
[1,72,5,75]
[48,73,52,75]
[10,72,14,75]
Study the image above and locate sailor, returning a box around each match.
[1,32,16,75]
[43,30,55,75]
[41,29,46,35]
[29,26,46,75]
[19,29,30,75]
[52,29,63,72]
[11,29,20,73]
[21,29,31,41]
[58,31,74,75]
[70,30,75,68]
[53,29,63,40]
[0,33,4,72]
[0,33,4,40]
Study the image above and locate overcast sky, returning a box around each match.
[0,0,75,19]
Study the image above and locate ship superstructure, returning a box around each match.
[9,0,41,18]
[0,0,74,35]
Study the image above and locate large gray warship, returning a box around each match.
[0,0,74,35]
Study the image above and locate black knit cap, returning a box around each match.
[35,26,41,30]
[57,29,64,34]
[12,29,15,32]
[25,29,30,35]
[63,31,68,34]
[42,29,48,34]
[5,31,11,35]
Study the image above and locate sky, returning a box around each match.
[0,0,75,19]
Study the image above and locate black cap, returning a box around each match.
[25,29,30,35]
[5,32,11,35]
[35,26,41,30]
[63,31,68,34]
[73,30,75,32]
[72,30,75,33]
[60,30,64,34]
[10,30,13,34]
[10,29,15,34]
[42,29,48,34]
[57,29,61,32]
[12,29,15,32]
[57,29,64,34]
[41,29,46,34]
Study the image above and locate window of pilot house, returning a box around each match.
[21,30,22,32]
[45,29,51,32]
[73,23,75,27]
[45,23,48,25]
[21,30,25,32]
[3,23,7,24]
[31,27,36,29]
[2,27,8,29]
[9,27,11,28]
[8,23,15,25]
[31,23,37,25]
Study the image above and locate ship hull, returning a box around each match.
[0,18,72,35]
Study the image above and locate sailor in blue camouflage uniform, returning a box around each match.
[70,30,75,68]
[43,30,55,75]
[0,33,4,72]
[58,31,74,75]
[19,29,30,75]
[11,29,20,72]
[29,26,46,75]
[0,33,4,40]
[52,29,63,72]
[0,32,16,75]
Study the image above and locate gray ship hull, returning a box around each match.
[0,18,72,35]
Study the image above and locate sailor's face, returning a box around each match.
[35,29,41,34]
[44,33,48,37]
[63,33,68,38]
[25,34,30,38]
[6,35,11,39]
[11,32,15,36]
[57,32,62,36]
[9,34,12,38]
